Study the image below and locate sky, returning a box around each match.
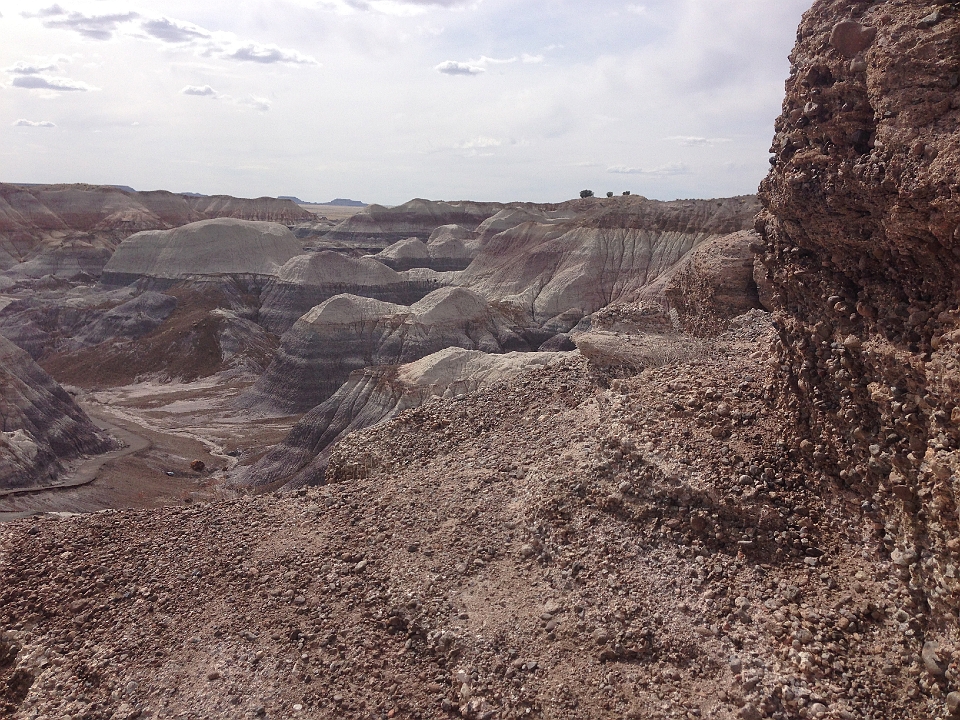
[1,0,812,205]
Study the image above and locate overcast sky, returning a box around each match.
[1,0,811,205]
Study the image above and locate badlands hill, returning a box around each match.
[101,219,304,287]
[6,2,960,717]
[0,335,115,490]
[0,183,314,279]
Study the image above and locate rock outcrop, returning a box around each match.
[756,0,960,705]
[459,195,760,325]
[637,229,763,334]
[235,347,565,489]
[100,218,302,287]
[241,287,530,413]
[258,251,439,334]
[0,335,115,490]
[0,183,314,277]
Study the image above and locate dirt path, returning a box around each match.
[0,407,151,502]
[0,408,155,522]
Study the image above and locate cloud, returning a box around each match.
[434,55,520,75]
[665,135,731,147]
[521,54,544,64]
[5,58,65,75]
[238,95,271,111]
[608,162,690,176]
[11,74,95,91]
[435,60,484,75]
[181,85,218,97]
[141,17,211,43]
[458,136,501,149]
[13,119,56,127]
[626,4,648,15]
[26,6,139,41]
[224,43,318,65]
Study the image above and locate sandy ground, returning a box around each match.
[297,204,365,221]
[0,374,300,521]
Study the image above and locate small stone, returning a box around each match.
[809,703,828,718]
[922,640,946,676]
[891,548,918,566]
[946,691,960,715]
[190,460,205,472]
[918,10,942,28]
[354,559,368,573]
[519,544,537,559]
[207,670,221,681]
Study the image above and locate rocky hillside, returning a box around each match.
[0,184,314,278]
[234,347,565,490]
[0,335,115,490]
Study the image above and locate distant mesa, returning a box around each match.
[280,196,367,207]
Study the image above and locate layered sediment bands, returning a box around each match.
[258,251,439,333]
[0,335,115,490]
[42,285,278,387]
[236,347,563,489]
[241,287,530,413]
[100,218,302,287]
[757,0,960,656]
[321,198,515,249]
[0,183,314,276]
[460,195,759,323]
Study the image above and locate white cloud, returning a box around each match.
[626,4,648,15]
[435,60,483,75]
[665,135,731,146]
[13,119,57,127]
[521,54,544,64]
[224,43,318,65]
[608,162,690,176]
[25,6,140,41]
[458,136,501,149]
[238,95,272,111]
[11,74,96,92]
[5,58,67,75]
[141,17,211,43]
[181,85,218,97]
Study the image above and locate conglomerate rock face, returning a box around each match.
[756,0,960,698]
[0,336,115,490]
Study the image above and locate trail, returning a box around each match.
[0,406,151,521]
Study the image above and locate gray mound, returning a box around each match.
[101,218,302,286]
[258,251,441,334]
[240,287,530,413]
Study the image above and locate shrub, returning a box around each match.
[580,189,594,198]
